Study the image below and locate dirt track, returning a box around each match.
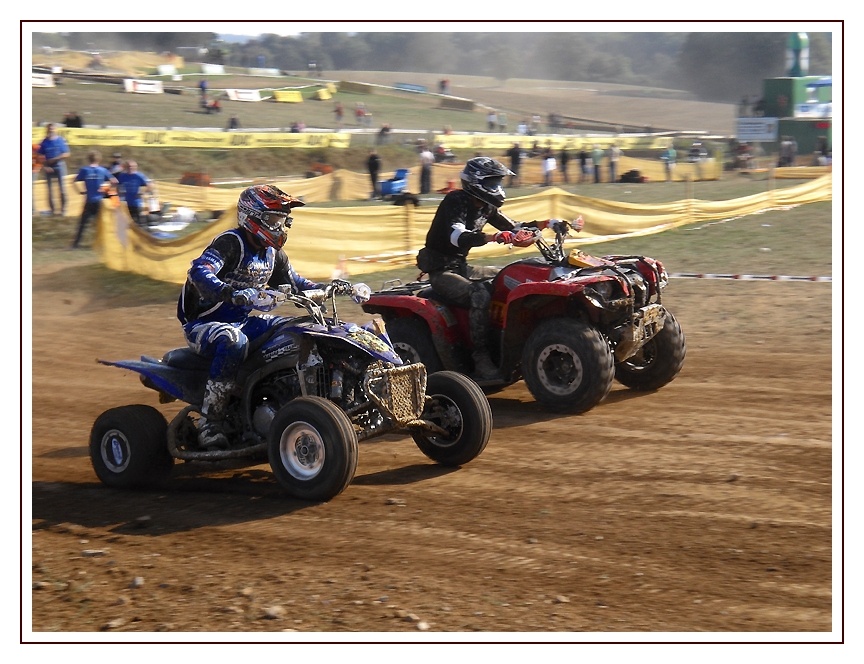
[29,260,833,638]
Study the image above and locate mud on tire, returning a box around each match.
[521,318,615,414]
[615,310,686,391]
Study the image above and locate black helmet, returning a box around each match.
[460,157,513,207]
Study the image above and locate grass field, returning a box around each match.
[31,61,739,180]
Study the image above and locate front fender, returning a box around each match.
[364,294,463,344]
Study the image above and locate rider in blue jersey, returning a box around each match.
[178,184,323,450]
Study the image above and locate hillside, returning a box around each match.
[32,50,738,136]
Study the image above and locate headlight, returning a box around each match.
[591,281,615,300]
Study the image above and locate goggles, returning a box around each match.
[250,210,292,231]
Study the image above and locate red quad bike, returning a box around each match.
[362,219,686,414]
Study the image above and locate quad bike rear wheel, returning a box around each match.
[521,318,615,414]
[385,317,443,372]
[411,371,491,466]
[615,310,686,391]
[89,405,174,489]
[268,397,359,502]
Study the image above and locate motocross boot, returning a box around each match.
[471,350,500,381]
[469,284,500,381]
[198,379,234,451]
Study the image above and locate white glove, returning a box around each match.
[351,283,372,304]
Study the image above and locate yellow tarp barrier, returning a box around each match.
[273,90,303,103]
[91,174,832,286]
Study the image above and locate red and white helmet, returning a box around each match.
[237,184,305,249]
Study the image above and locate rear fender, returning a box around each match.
[97,357,205,405]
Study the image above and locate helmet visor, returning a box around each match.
[479,176,503,191]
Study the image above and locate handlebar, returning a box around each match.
[251,279,371,326]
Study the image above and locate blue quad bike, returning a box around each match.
[90,280,492,502]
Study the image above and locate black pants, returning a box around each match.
[72,200,102,248]
[428,264,499,354]
[420,166,431,194]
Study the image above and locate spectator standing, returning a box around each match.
[559,146,571,184]
[688,141,706,179]
[531,114,542,134]
[517,119,528,136]
[591,144,604,183]
[226,114,240,131]
[542,149,557,187]
[608,143,621,183]
[37,123,71,217]
[116,160,154,226]
[662,144,677,181]
[578,146,589,183]
[198,78,208,100]
[487,110,498,132]
[497,113,508,133]
[505,142,522,187]
[333,102,344,128]
[376,123,391,145]
[419,144,434,195]
[63,111,83,128]
[367,149,382,199]
[71,150,117,248]
[32,142,43,215]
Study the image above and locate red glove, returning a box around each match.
[512,229,537,247]
[494,229,536,247]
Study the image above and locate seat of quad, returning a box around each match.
[415,286,467,310]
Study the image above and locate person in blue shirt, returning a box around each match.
[71,150,117,249]
[36,123,71,217]
[116,160,154,225]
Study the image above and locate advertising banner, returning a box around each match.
[33,126,352,150]
[123,79,164,94]
[736,117,779,142]
[32,73,54,87]
[225,89,263,102]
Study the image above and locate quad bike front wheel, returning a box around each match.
[411,371,492,466]
[521,318,615,414]
[268,397,359,502]
[89,405,174,489]
[615,310,686,391]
